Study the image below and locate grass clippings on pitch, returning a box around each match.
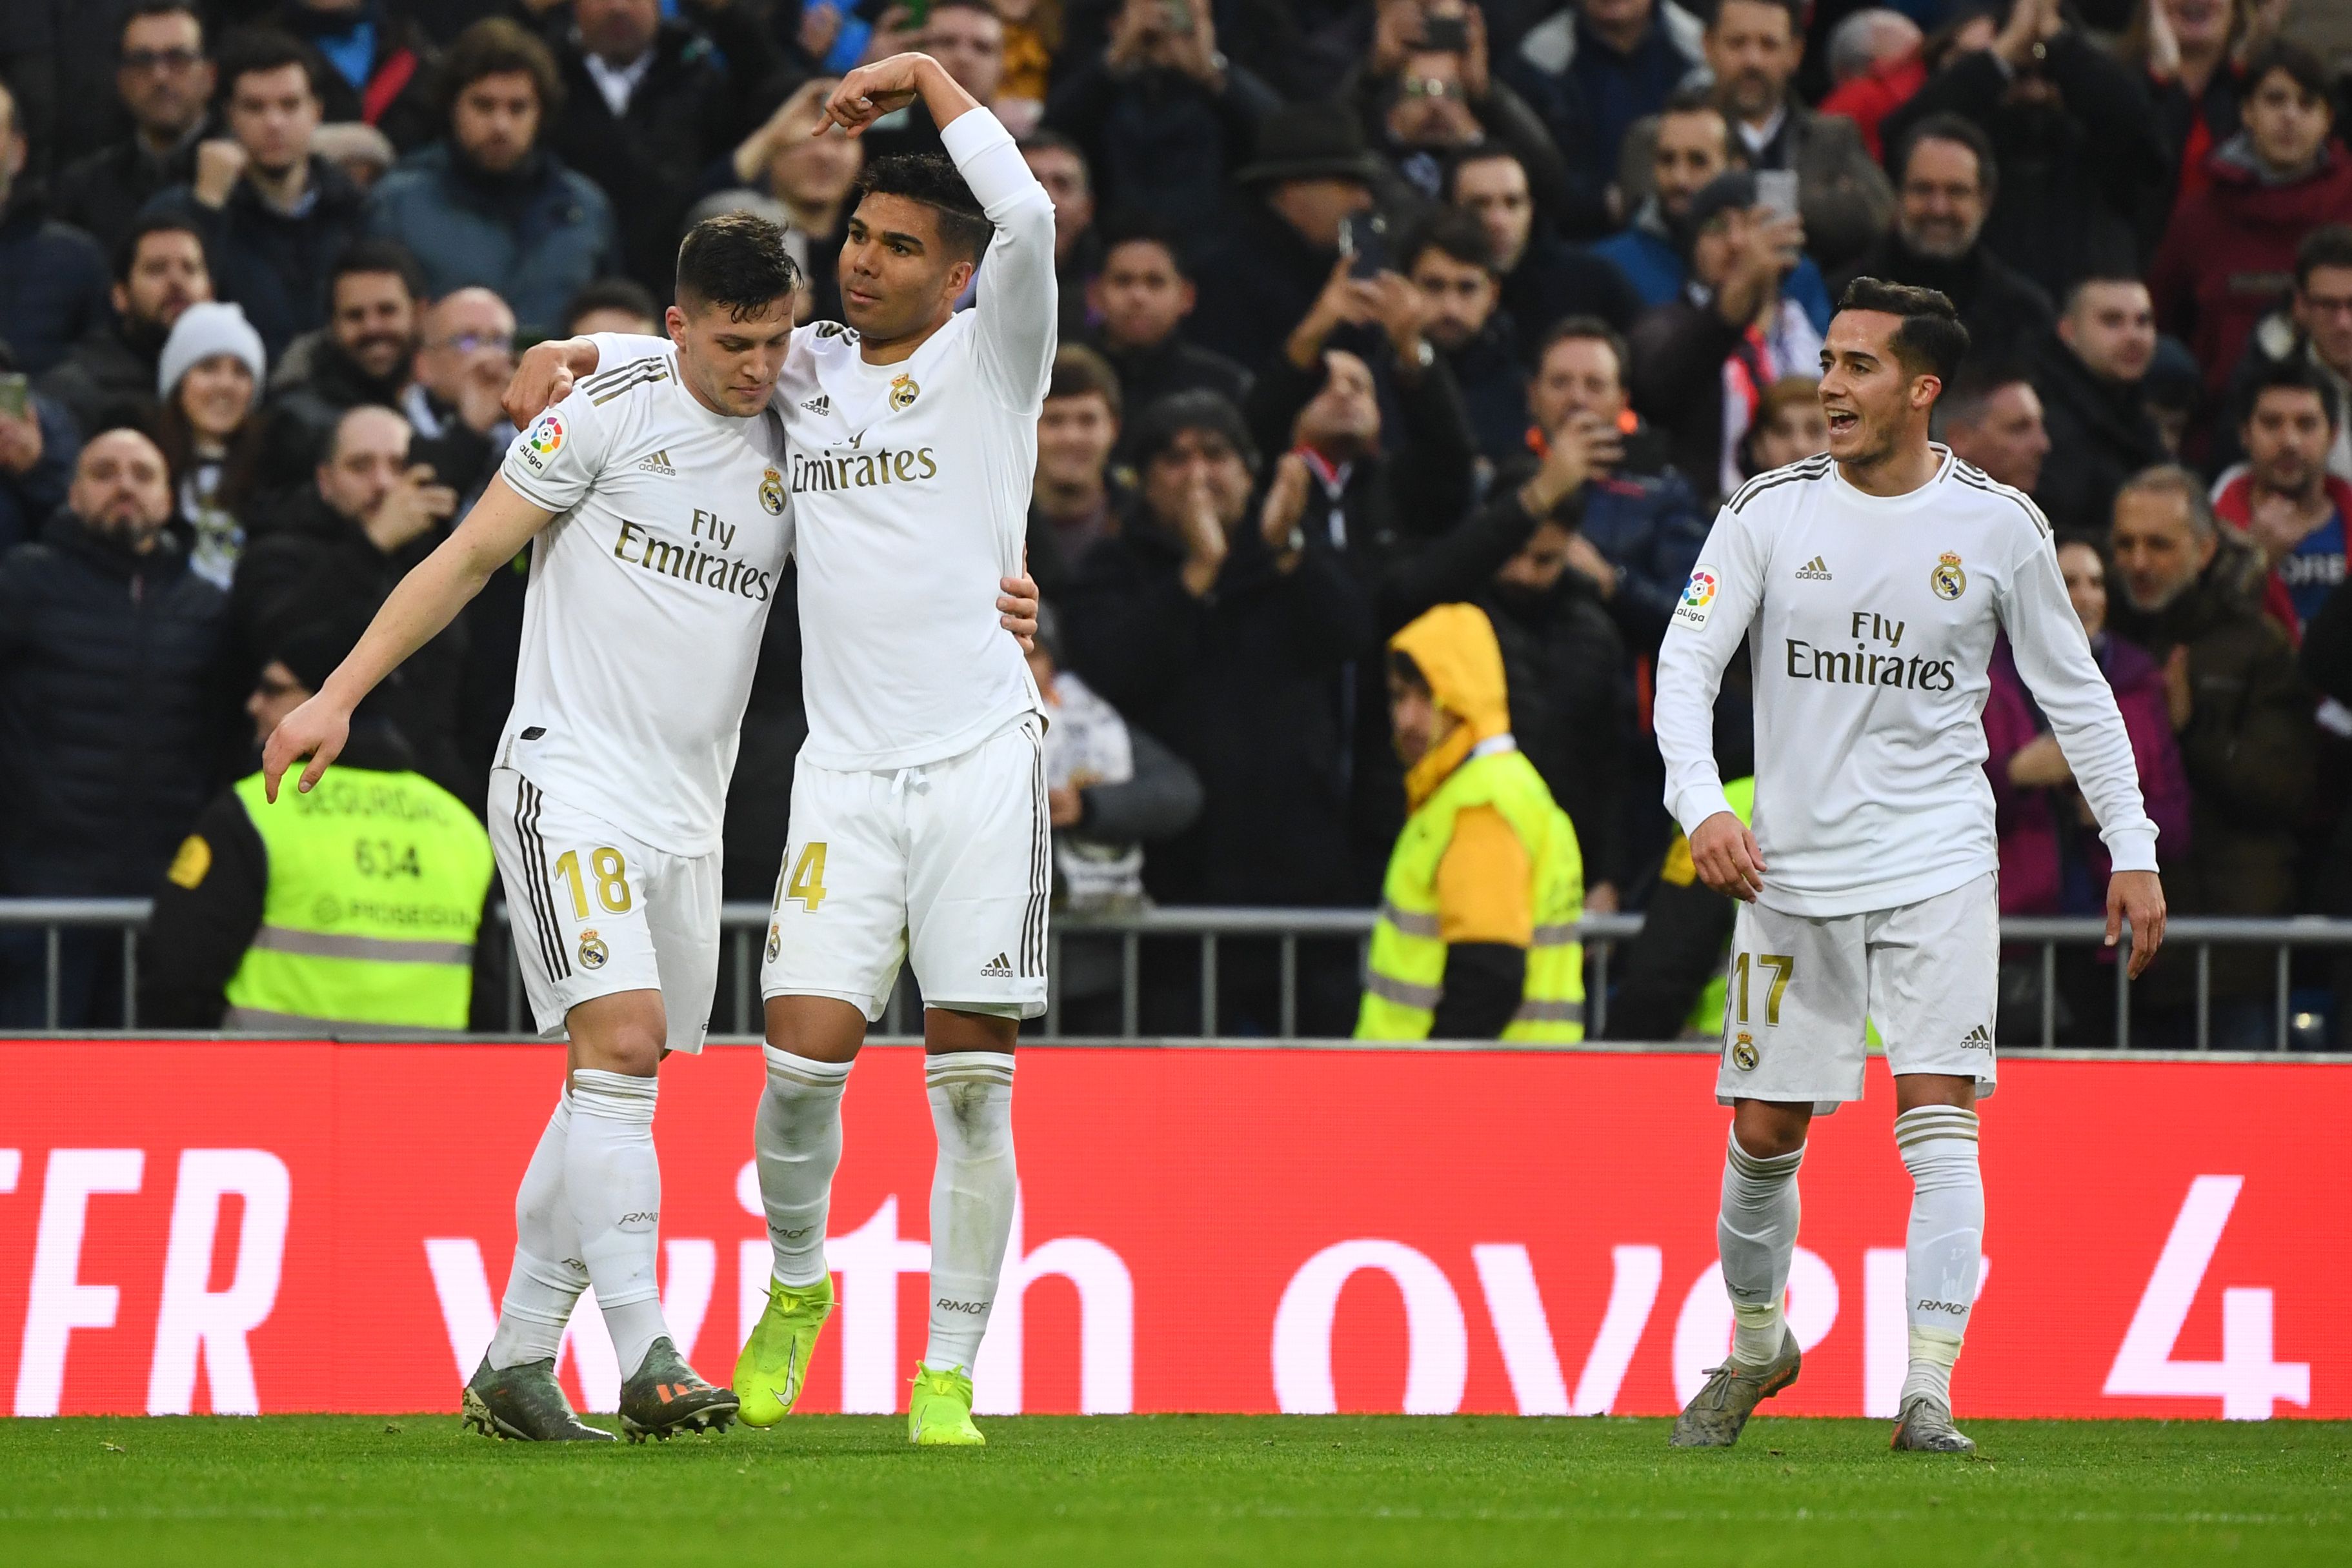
[1,1414,2343,1566]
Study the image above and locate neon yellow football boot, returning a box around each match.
[734,1276,833,1428]
[907,1362,985,1447]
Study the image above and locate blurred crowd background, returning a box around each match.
[2,0,2350,1043]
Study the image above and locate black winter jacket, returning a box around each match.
[51,127,207,259]
[0,512,231,895]
[548,22,746,297]
[2028,330,2167,538]
[0,186,111,375]
[1062,510,1375,908]
[144,159,371,361]
[229,492,474,805]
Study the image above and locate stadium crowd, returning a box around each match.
[2,0,2351,1044]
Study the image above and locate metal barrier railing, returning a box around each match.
[4,900,2347,1050]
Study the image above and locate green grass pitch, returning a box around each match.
[3,1414,2344,1565]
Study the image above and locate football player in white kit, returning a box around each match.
[1653,279,2170,1454]
[514,53,1057,1445]
[261,214,1042,1444]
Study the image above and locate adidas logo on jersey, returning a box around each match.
[981,952,1015,978]
[800,394,832,416]
[638,448,676,476]
[1961,1023,1993,1050]
[1794,555,1833,580]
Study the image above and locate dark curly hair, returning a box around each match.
[855,152,992,264]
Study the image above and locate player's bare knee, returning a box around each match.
[924,1006,1018,1055]
[1893,1072,1976,1114]
[765,993,867,1063]
[1731,1098,1812,1159]
[566,990,668,1077]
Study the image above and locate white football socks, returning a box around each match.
[756,1047,852,1289]
[1896,1105,1983,1407]
[565,1069,669,1380]
[1718,1131,1805,1367]
[486,1091,589,1371]
[922,1051,1018,1373]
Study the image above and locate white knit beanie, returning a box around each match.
[157,301,268,406]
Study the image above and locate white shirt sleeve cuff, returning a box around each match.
[2102,825,2160,875]
[1673,784,1736,843]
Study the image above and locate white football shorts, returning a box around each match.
[1715,870,1998,1111]
[761,716,1049,1022]
[488,768,719,1054]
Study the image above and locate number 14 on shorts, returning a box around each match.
[778,842,828,913]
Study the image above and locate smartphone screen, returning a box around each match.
[0,374,26,422]
[1421,15,1469,50]
[1755,168,1800,221]
[1160,0,1194,34]
[1339,212,1390,279]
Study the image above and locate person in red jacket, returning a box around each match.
[2149,41,2352,405]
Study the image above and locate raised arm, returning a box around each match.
[1653,505,1768,899]
[823,54,1058,407]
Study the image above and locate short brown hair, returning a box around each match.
[439,17,563,125]
[1836,276,1969,383]
[1047,345,1122,422]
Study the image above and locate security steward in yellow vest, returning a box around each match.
[1356,603,1586,1041]
[141,624,493,1030]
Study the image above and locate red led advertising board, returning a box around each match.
[0,1041,2336,1421]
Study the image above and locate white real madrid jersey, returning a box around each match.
[496,334,794,856]
[1653,447,2158,918]
[775,107,1053,772]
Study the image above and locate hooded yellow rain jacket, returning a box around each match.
[1356,604,1586,1041]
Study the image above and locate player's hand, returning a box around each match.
[262,693,352,803]
[505,337,593,425]
[1049,784,1084,827]
[998,572,1040,650]
[1690,810,1766,901]
[2107,869,2167,980]
[818,53,930,136]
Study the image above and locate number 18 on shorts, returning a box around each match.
[759,719,1051,1023]
[1716,872,2000,1111]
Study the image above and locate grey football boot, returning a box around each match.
[462,1357,615,1442]
[1669,1325,1802,1449]
[617,1336,739,1442]
[1891,1392,1977,1452]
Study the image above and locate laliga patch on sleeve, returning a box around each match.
[1673,565,1720,631]
[518,410,565,472]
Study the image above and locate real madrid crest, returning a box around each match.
[1732,1031,1759,1071]
[759,467,785,515]
[765,923,781,963]
[579,929,609,970]
[889,372,920,411]
[1929,551,1967,601]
